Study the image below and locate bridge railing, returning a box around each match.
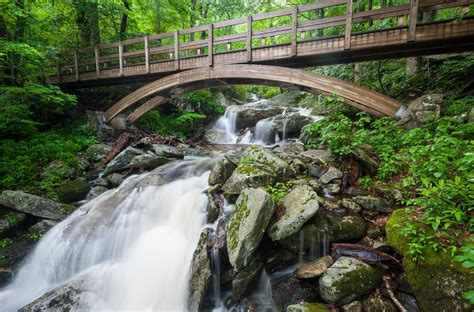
[50,0,473,83]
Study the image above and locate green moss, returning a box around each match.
[287,303,329,312]
[227,192,250,250]
[235,163,264,175]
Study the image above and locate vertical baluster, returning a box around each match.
[344,0,353,50]
[247,16,253,62]
[174,31,180,70]
[291,6,298,57]
[74,50,79,81]
[94,46,100,78]
[408,0,419,42]
[119,42,124,76]
[144,36,150,74]
[208,24,213,67]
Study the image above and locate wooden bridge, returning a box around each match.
[46,0,474,122]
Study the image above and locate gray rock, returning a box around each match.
[308,166,326,178]
[341,198,362,213]
[0,191,68,220]
[268,185,319,241]
[222,147,288,195]
[353,146,379,176]
[294,255,333,279]
[319,167,343,184]
[362,297,397,312]
[226,188,275,271]
[128,152,170,170]
[85,144,111,163]
[319,257,383,305]
[322,184,341,196]
[206,193,220,223]
[152,144,210,158]
[107,173,124,187]
[204,129,233,144]
[18,274,98,311]
[300,149,334,164]
[209,158,237,186]
[41,160,76,180]
[56,178,90,203]
[273,142,305,155]
[287,303,330,312]
[90,178,109,187]
[399,94,442,130]
[272,276,320,311]
[353,196,392,213]
[28,219,58,235]
[236,106,285,130]
[188,230,212,312]
[102,147,145,176]
[87,186,109,199]
[232,259,263,301]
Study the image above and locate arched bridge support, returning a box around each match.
[104,65,404,123]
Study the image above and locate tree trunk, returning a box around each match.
[406,11,435,76]
[73,0,101,46]
[119,0,130,40]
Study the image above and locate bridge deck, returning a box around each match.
[48,0,474,88]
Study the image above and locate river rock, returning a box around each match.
[362,297,397,312]
[226,188,275,271]
[209,158,237,186]
[322,183,340,196]
[300,149,334,164]
[85,144,111,163]
[204,129,231,144]
[222,147,288,195]
[386,209,474,311]
[353,146,379,175]
[152,144,209,158]
[287,303,330,312]
[188,230,211,312]
[353,196,392,213]
[128,152,170,170]
[319,257,383,305]
[56,178,90,203]
[102,147,144,176]
[341,198,362,213]
[319,167,343,184]
[28,219,58,235]
[0,191,68,220]
[18,275,98,311]
[268,185,319,241]
[398,94,443,129]
[87,186,109,199]
[107,173,124,187]
[272,276,320,311]
[236,106,285,130]
[294,255,333,279]
[232,259,263,301]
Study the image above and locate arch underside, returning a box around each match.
[104,65,404,123]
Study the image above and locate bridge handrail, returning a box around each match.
[51,0,473,81]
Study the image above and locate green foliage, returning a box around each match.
[266,182,291,205]
[444,95,474,116]
[4,213,19,227]
[303,112,473,263]
[0,40,44,84]
[137,109,206,139]
[0,238,13,248]
[357,176,373,189]
[0,122,97,197]
[454,243,474,304]
[0,84,77,138]
[28,233,43,241]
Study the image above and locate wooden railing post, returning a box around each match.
[174,30,180,70]
[208,24,213,67]
[73,50,79,81]
[144,36,150,74]
[408,0,419,42]
[247,16,252,62]
[94,46,100,79]
[291,6,298,57]
[118,41,124,76]
[344,0,353,50]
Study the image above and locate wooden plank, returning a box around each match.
[214,17,247,28]
[247,16,252,62]
[208,24,214,66]
[420,0,473,12]
[253,7,293,21]
[352,5,410,23]
[74,50,79,81]
[253,25,292,39]
[149,31,175,41]
[122,37,145,46]
[94,46,100,79]
[179,24,209,35]
[298,15,346,32]
[291,7,298,57]
[214,33,247,45]
[180,39,208,50]
[144,36,150,74]
[118,41,124,76]
[298,0,347,12]
[174,31,179,70]
[344,0,353,49]
[408,0,419,42]
[98,42,119,50]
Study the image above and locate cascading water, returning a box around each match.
[0,159,215,311]
[213,105,239,143]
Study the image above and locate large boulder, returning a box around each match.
[226,188,275,271]
[152,144,209,158]
[319,167,343,185]
[386,209,474,311]
[28,219,58,235]
[209,158,237,186]
[319,257,383,305]
[268,185,320,241]
[287,303,330,312]
[232,259,263,301]
[398,94,443,129]
[0,191,69,220]
[56,178,90,203]
[188,230,212,312]
[102,147,172,176]
[236,106,285,130]
[222,147,288,195]
[18,275,97,311]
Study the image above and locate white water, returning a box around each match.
[213,105,239,143]
[0,159,213,311]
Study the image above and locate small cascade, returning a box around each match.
[298,230,330,262]
[254,118,276,145]
[213,105,239,143]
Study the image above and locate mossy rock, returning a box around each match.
[386,209,474,311]
[56,179,90,203]
[287,303,329,312]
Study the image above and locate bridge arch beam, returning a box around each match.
[104,65,403,123]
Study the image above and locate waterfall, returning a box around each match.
[254,118,276,145]
[0,159,215,311]
[213,105,239,143]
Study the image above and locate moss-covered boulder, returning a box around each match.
[0,190,68,220]
[56,178,90,203]
[188,229,211,312]
[226,188,275,271]
[386,209,474,311]
[268,185,319,241]
[209,158,237,186]
[85,144,111,163]
[222,147,288,195]
[352,196,392,213]
[319,257,383,305]
[287,303,329,312]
